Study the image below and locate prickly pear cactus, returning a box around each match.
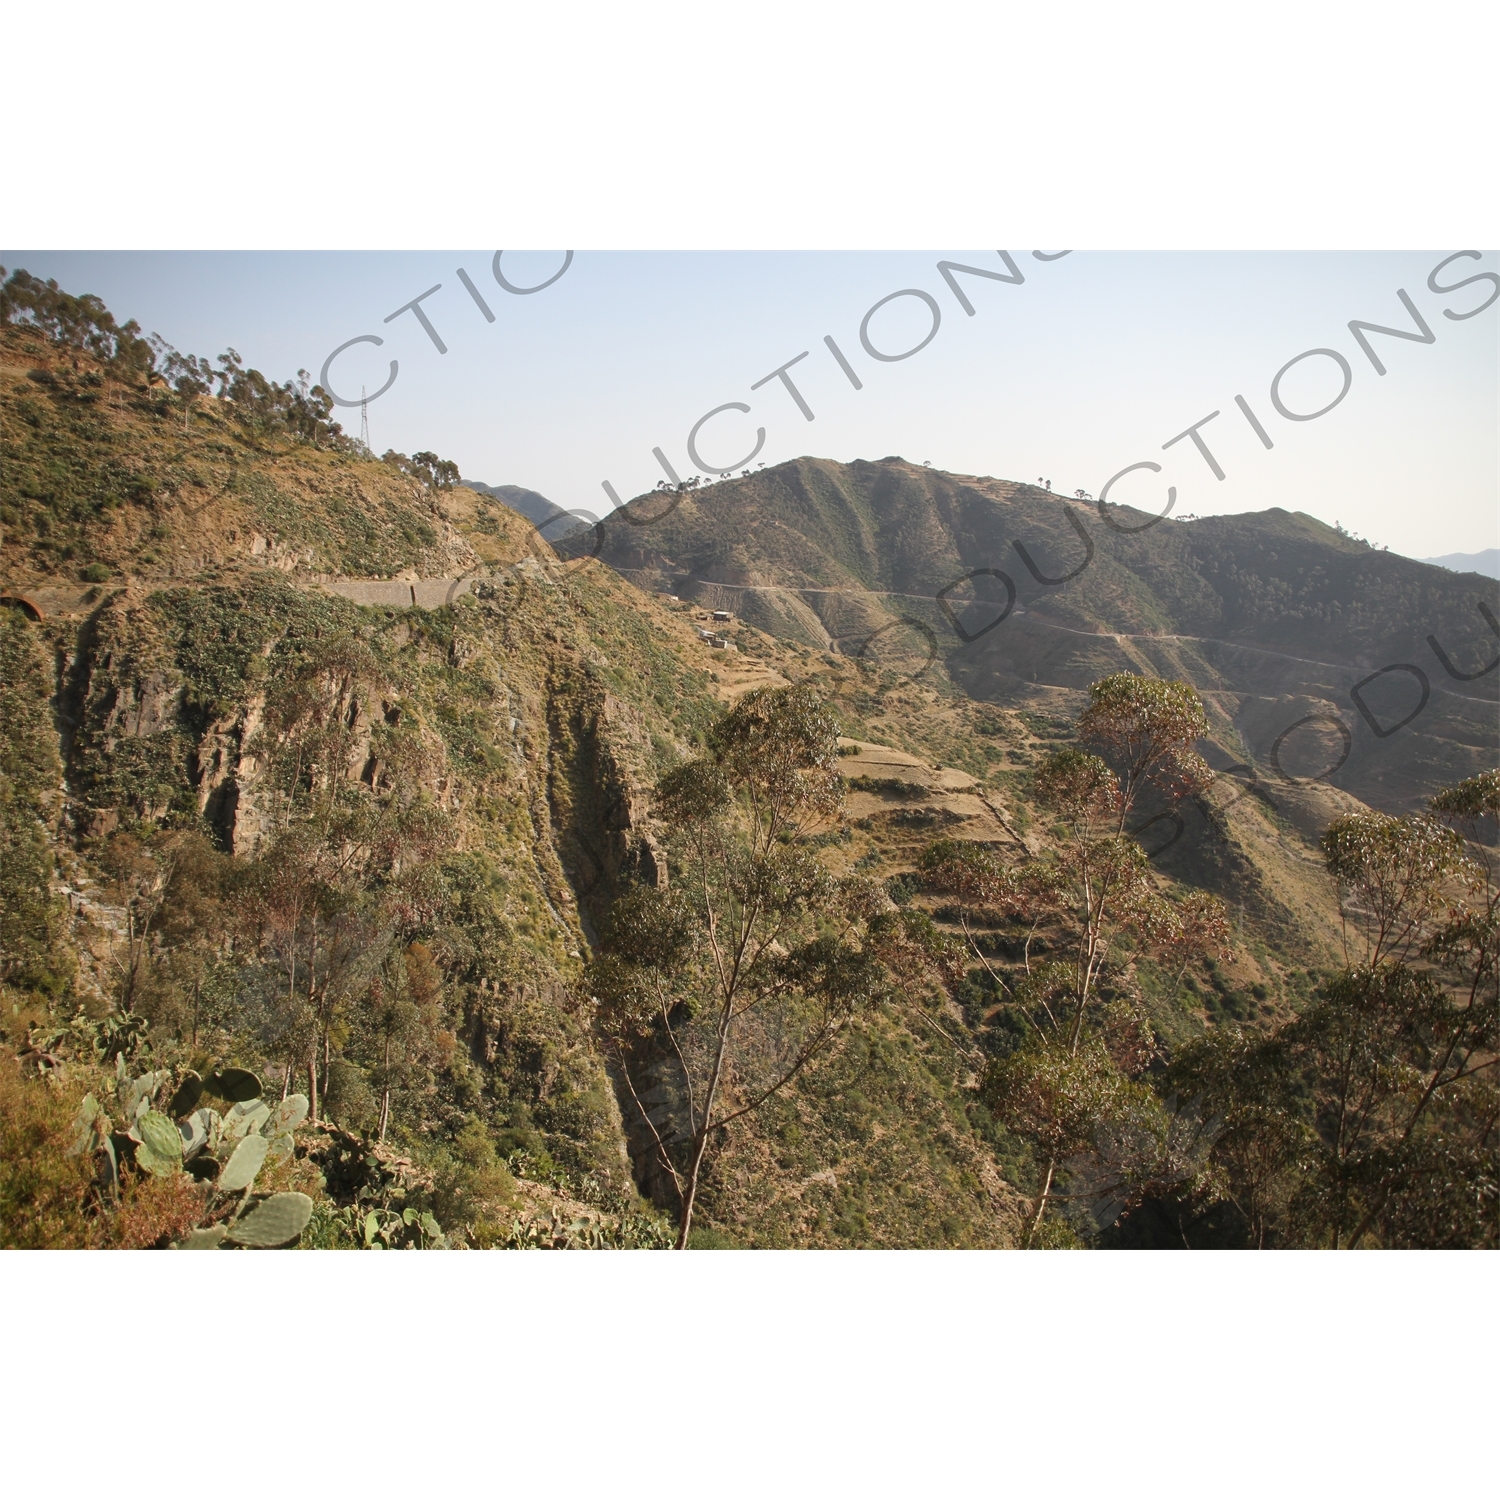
[68,1093,120,1192]
[225,1192,313,1247]
[177,1111,209,1161]
[120,1068,170,1118]
[167,1072,204,1120]
[217,1134,269,1192]
[204,1068,263,1103]
[256,1094,306,1170]
[264,1134,295,1168]
[221,1099,271,1142]
[174,1225,227,1249]
[89,1068,322,1248]
[361,1205,447,1249]
[68,1094,105,1155]
[265,1095,308,1137]
[135,1110,184,1177]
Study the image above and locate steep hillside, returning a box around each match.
[0,289,1025,1247]
[0,334,479,593]
[463,479,580,538]
[595,457,1498,816]
[7,276,1487,1252]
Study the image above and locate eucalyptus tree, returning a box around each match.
[97,826,228,1037]
[1172,775,1498,1247]
[590,685,939,1248]
[1076,672,1212,834]
[147,336,215,428]
[921,675,1228,1245]
[1293,785,1496,1247]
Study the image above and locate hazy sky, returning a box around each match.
[5,249,1495,558]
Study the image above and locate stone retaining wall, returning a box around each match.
[312,578,476,609]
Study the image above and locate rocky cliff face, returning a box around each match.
[5,428,701,1186]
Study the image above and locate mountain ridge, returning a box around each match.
[1419,547,1500,580]
[2,276,1491,1251]
[592,456,1498,815]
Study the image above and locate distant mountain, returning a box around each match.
[7,277,1488,1251]
[1420,548,1500,580]
[595,456,1499,814]
[461,481,587,538]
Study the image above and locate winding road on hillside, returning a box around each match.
[18,561,1492,711]
[647,573,1498,706]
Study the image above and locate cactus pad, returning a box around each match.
[175,1225,227,1249]
[122,1070,169,1116]
[225,1193,313,1247]
[168,1072,204,1119]
[266,1095,309,1137]
[69,1094,101,1156]
[217,1134,269,1192]
[204,1068,263,1103]
[221,1100,271,1141]
[178,1112,209,1160]
[135,1110,184,1176]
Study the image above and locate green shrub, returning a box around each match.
[686,1226,742,1249]
[0,1058,97,1247]
[322,1059,377,1133]
[0,611,72,992]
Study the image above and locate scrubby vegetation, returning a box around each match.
[911,681,1496,1247]
[0,265,465,583]
[2,274,1493,1249]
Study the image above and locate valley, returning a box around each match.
[2,274,1493,1250]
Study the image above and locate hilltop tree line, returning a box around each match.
[1,268,461,487]
[1,267,345,448]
